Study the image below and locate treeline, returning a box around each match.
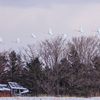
[0,36,100,97]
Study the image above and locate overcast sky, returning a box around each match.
[0,0,100,51]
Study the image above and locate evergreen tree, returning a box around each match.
[5,50,23,82]
[22,58,44,95]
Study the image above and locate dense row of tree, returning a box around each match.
[0,36,100,97]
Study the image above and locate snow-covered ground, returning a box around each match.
[0,97,100,100]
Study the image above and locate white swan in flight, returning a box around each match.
[97,28,100,34]
[79,26,84,33]
[16,38,21,43]
[0,37,3,43]
[31,33,36,38]
[48,28,53,35]
[62,33,67,41]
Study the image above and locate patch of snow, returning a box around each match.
[21,89,29,94]
[0,97,99,100]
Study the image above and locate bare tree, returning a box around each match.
[67,36,100,65]
[21,44,37,63]
[38,36,67,68]
[38,36,67,95]
[66,36,100,96]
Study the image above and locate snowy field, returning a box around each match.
[0,97,100,100]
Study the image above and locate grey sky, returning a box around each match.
[0,0,100,7]
[0,0,100,51]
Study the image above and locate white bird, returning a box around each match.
[48,28,53,35]
[97,28,100,34]
[62,33,67,41]
[16,38,21,43]
[0,37,3,43]
[79,26,84,33]
[31,33,36,38]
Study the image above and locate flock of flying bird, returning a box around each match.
[0,26,100,44]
